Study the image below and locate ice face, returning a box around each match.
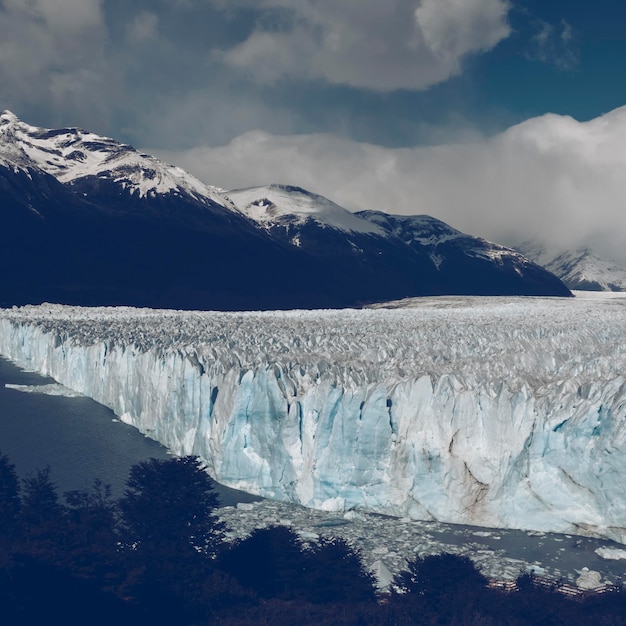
[1,294,625,543]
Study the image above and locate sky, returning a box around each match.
[2,0,626,262]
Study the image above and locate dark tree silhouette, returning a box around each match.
[63,480,122,587]
[65,479,117,536]
[117,456,225,620]
[118,455,224,557]
[219,525,310,601]
[0,451,21,545]
[393,553,488,624]
[20,466,68,560]
[394,553,487,597]
[21,466,65,529]
[307,537,377,604]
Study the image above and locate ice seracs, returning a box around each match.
[1,295,625,543]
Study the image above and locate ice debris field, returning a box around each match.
[217,499,626,590]
[1,294,626,547]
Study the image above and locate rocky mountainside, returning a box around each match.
[228,185,571,298]
[1,111,570,309]
[516,242,626,292]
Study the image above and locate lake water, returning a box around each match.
[0,356,257,505]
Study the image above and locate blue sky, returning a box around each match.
[1,0,626,259]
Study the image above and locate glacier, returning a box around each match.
[1,295,625,543]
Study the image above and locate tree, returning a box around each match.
[18,466,69,566]
[118,455,224,558]
[63,480,122,587]
[21,466,65,529]
[21,466,67,537]
[393,553,488,623]
[394,553,487,597]
[117,456,226,619]
[307,537,377,604]
[0,451,21,545]
[219,525,309,600]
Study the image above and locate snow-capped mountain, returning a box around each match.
[0,110,570,309]
[0,109,229,206]
[229,185,570,297]
[516,242,626,292]
[229,184,384,237]
[358,212,571,296]
[0,111,331,310]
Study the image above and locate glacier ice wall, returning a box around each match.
[1,296,626,542]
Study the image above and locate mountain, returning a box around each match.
[0,111,344,310]
[0,111,570,309]
[515,242,626,292]
[357,212,571,296]
[228,185,570,297]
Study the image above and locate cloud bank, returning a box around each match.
[218,0,511,90]
[155,106,626,265]
[0,0,117,128]
[0,0,512,145]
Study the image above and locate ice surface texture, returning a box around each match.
[1,295,625,542]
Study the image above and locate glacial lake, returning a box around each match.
[1,354,625,586]
[0,355,257,505]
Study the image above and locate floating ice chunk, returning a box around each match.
[4,383,83,398]
[576,568,603,589]
[371,560,394,590]
[298,531,320,541]
[236,503,255,511]
[595,547,626,560]
[344,510,367,521]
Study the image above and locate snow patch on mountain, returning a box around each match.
[1,296,625,542]
[517,243,626,292]
[359,211,464,246]
[228,184,385,235]
[360,211,539,269]
[0,110,232,205]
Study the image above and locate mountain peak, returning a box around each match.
[267,183,311,195]
[517,243,626,292]
[0,112,231,205]
[0,110,19,125]
[227,184,385,235]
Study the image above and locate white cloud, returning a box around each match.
[154,106,626,265]
[525,17,578,70]
[127,11,160,43]
[3,0,104,32]
[416,0,511,64]
[217,0,511,90]
[0,0,114,126]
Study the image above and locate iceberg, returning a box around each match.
[1,295,625,542]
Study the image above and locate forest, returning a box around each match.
[1,452,625,625]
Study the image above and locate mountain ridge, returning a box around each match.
[0,111,571,309]
[515,242,626,292]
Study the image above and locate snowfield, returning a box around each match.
[1,295,625,542]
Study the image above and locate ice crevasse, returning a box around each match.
[1,296,625,543]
